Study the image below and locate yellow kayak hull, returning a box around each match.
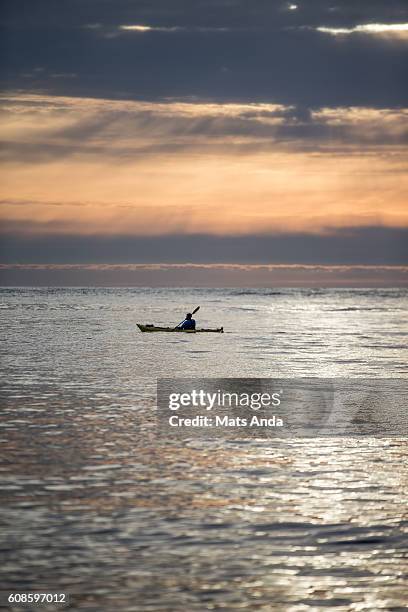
[137,324,224,333]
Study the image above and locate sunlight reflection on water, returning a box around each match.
[1,288,407,610]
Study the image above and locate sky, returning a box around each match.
[0,0,407,286]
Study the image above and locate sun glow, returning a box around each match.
[317,23,408,37]
[119,24,152,32]
[1,93,407,237]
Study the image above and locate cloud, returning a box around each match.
[2,1,407,30]
[120,25,156,32]
[1,228,407,266]
[1,262,407,288]
[1,93,407,241]
[118,24,230,33]
[2,263,407,273]
[88,23,233,40]
[3,8,408,107]
[1,93,407,158]
[49,73,78,79]
[315,23,408,39]
[1,2,407,276]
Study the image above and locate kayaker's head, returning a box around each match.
[186,313,193,320]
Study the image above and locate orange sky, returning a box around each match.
[1,93,407,237]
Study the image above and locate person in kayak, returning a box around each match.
[177,313,196,330]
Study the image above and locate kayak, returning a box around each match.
[137,324,224,333]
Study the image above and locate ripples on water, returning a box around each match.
[1,288,407,610]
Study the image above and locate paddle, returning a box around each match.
[175,306,200,329]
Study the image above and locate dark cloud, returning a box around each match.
[1,1,407,30]
[1,1,407,107]
[1,227,407,265]
[1,95,407,167]
[1,1,407,281]
[1,263,407,288]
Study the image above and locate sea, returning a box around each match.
[1,287,407,611]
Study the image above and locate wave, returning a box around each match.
[231,290,285,296]
[326,307,392,312]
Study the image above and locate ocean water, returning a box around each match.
[1,287,407,611]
